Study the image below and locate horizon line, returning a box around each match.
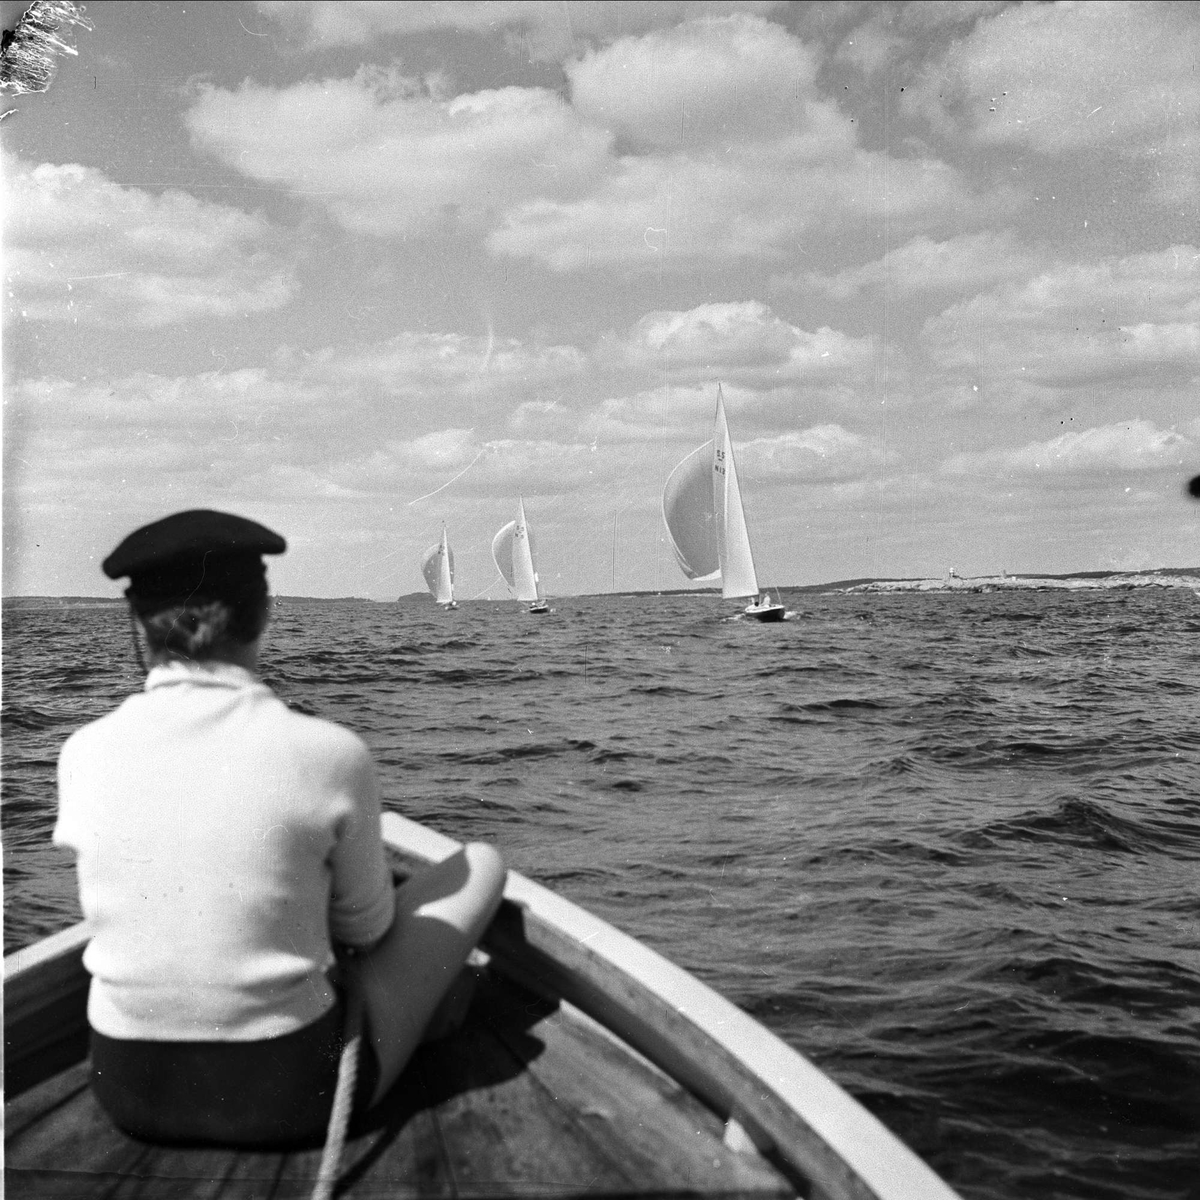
[5,565,1199,605]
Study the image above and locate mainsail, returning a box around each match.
[492,499,540,601]
[421,527,455,605]
[661,388,760,600]
[713,390,759,599]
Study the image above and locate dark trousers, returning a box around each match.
[89,1000,378,1148]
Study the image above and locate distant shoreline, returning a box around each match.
[840,568,1200,594]
[6,566,1199,606]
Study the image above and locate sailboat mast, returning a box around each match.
[611,515,617,593]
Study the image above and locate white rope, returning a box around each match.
[312,980,364,1200]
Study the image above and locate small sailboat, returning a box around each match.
[492,499,550,614]
[421,526,457,609]
[662,387,785,622]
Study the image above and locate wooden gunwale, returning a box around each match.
[5,922,93,1098]
[4,812,961,1200]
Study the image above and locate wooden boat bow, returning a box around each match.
[386,816,959,1200]
[5,812,962,1200]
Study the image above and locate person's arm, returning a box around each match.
[327,743,396,950]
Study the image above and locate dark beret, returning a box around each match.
[102,509,286,581]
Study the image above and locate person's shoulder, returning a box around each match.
[260,699,372,763]
[59,720,94,764]
[59,696,141,759]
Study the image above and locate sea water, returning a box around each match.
[3,587,1198,1200]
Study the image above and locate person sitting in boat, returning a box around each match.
[53,509,506,1147]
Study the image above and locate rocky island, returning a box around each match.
[845,568,1200,594]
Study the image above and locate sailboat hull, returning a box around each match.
[744,603,785,623]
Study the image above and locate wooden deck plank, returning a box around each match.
[4,1054,456,1200]
[5,1062,150,1185]
[411,972,794,1198]
[339,970,618,1197]
[6,969,798,1200]
[497,999,795,1197]
[4,1059,93,1142]
[456,978,683,1194]
[415,1017,635,1195]
[89,1157,274,1200]
[3,1066,433,1200]
[315,1059,453,1199]
[332,969,561,1197]
[5,1067,456,1200]
[5,1063,291,1200]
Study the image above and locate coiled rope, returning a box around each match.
[312,977,365,1200]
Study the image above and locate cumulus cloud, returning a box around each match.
[741,424,897,482]
[254,1,782,60]
[4,323,598,518]
[5,301,885,521]
[186,71,612,238]
[566,13,833,153]
[5,368,578,514]
[783,231,1038,301]
[579,383,716,444]
[4,156,294,327]
[288,431,600,503]
[942,420,1194,478]
[494,15,979,269]
[617,301,877,387]
[399,427,481,471]
[186,15,981,270]
[282,330,587,401]
[921,245,1200,391]
[5,371,328,501]
[829,2,1005,75]
[492,142,975,270]
[509,399,578,437]
[901,2,1199,206]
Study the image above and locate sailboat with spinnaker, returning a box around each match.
[492,499,550,613]
[421,525,457,609]
[662,386,785,622]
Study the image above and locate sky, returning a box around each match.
[3,0,1198,600]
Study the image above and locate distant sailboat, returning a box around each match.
[421,526,457,609]
[492,499,550,614]
[662,387,785,622]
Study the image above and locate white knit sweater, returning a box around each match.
[55,660,395,1042]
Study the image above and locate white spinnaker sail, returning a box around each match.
[713,390,759,599]
[662,441,720,581]
[492,501,540,601]
[421,528,455,604]
[491,520,516,587]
